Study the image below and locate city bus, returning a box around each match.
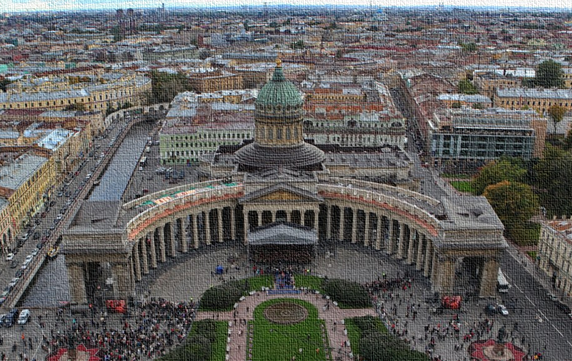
[497,268,510,293]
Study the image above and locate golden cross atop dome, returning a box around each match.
[276,58,282,67]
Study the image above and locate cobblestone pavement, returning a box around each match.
[6,242,523,361]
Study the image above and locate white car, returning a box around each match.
[497,304,509,316]
[8,278,19,288]
[17,309,30,325]
[25,255,33,261]
[5,253,14,261]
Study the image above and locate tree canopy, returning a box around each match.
[472,158,527,195]
[458,79,479,94]
[148,70,191,104]
[535,59,565,88]
[483,181,539,227]
[547,104,567,134]
[532,145,572,217]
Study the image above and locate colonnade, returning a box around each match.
[67,194,502,304]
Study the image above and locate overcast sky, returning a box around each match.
[2,0,572,13]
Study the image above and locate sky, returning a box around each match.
[1,0,572,13]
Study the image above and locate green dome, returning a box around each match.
[256,65,303,107]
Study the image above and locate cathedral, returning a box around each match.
[63,60,506,305]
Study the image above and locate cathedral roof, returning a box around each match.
[255,61,303,108]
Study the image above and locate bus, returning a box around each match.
[497,268,510,293]
[139,156,147,167]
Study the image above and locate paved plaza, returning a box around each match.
[6,242,544,361]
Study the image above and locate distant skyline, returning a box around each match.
[2,0,572,13]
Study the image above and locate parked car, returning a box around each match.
[5,253,14,261]
[497,304,509,316]
[17,309,30,325]
[556,301,571,314]
[10,260,18,268]
[547,292,558,302]
[3,308,18,327]
[8,278,19,288]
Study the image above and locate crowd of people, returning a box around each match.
[37,299,197,361]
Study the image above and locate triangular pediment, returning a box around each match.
[239,183,323,204]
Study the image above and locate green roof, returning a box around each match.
[256,65,302,107]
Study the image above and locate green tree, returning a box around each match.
[64,102,86,111]
[458,79,479,94]
[0,78,13,92]
[535,59,565,88]
[460,42,477,52]
[483,181,539,228]
[547,104,567,135]
[289,40,305,50]
[533,145,572,217]
[149,70,191,104]
[472,158,527,195]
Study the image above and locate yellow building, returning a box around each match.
[188,69,243,93]
[0,200,15,255]
[538,217,572,299]
[473,71,521,98]
[0,148,57,232]
[495,88,572,114]
[0,73,151,114]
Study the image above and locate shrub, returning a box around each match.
[200,283,243,311]
[322,279,371,308]
[193,319,217,343]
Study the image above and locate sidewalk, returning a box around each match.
[505,241,570,307]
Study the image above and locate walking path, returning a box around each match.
[195,291,375,361]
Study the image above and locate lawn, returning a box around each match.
[449,180,475,193]
[344,316,388,357]
[188,321,228,361]
[441,173,472,179]
[251,299,329,361]
[293,275,324,292]
[237,275,274,292]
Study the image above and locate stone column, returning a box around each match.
[416,235,424,271]
[169,222,176,257]
[364,212,370,247]
[423,240,432,278]
[313,210,318,231]
[439,257,456,295]
[67,263,87,304]
[375,215,383,250]
[387,219,396,255]
[397,223,406,259]
[302,210,306,226]
[479,257,500,297]
[181,217,188,253]
[149,232,157,269]
[230,208,235,240]
[218,208,224,242]
[257,211,262,228]
[112,262,133,300]
[141,237,149,274]
[351,209,358,243]
[430,251,439,285]
[339,208,345,241]
[326,206,332,239]
[133,242,141,281]
[192,214,199,249]
[158,226,166,262]
[205,211,212,245]
[243,215,249,245]
[406,229,415,265]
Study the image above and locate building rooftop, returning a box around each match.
[496,87,572,99]
[0,153,47,191]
